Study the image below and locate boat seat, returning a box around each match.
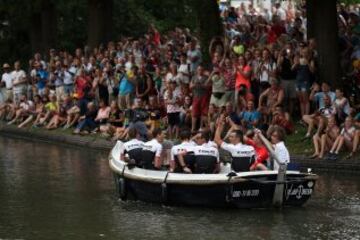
[231,156,255,172]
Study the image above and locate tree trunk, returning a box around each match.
[41,0,57,57]
[87,0,113,49]
[29,12,43,54]
[29,0,57,56]
[307,0,340,87]
[192,0,223,67]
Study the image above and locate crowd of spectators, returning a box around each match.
[1,2,360,161]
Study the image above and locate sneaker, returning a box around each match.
[324,152,333,160]
[329,153,338,161]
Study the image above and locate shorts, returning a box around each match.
[281,80,297,99]
[192,95,209,117]
[295,81,309,92]
[167,112,180,126]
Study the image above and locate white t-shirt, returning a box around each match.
[164,88,182,113]
[11,70,26,86]
[142,139,163,158]
[63,71,73,85]
[192,144,220,163]
[1,73,13,89]
[259,62,277,83]
[170,141,194,161]
[178,64,190,84]
[20,100,34,111]
[220,142,255,158]
[273,141,290,170]
[121,139,144,161]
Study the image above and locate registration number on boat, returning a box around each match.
[232,189,260,198]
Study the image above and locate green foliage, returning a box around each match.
[0,0,197,64]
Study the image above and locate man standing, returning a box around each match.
[1,63,13,103]
[11,61,27,105]
[190,65,210,132]
[54,61,65,102]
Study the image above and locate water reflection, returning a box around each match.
[0,137,359,240]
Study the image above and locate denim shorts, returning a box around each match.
[295,81,309,92]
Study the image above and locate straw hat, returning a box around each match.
[2,63,10,69]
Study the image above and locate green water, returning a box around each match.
[0,137,359,240]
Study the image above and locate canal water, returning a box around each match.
[0,137,359,240]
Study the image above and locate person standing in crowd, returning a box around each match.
[277,44,296,115]
[258,48,277,93]
[11,61,27,105]
[1,63,13,103]
[190,65,210,133]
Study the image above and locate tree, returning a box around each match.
[28,0,57,55]
[87,0,113,49]
[191,0,223,66]
[307,0,340,87]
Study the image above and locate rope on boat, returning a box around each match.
[161,172,170,204]
[225,172,237,203]
[119,165,127,200]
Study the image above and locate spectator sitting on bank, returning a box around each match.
[239,100,261,130]
[92,100,111,133]
[302,94,337,140]
[310,115,339,159]
[328,116,359,160]
[7,94,34,125]
[35,94,58,127]
[333,87,351,123]
[99,100,123,138]
[73,102,98,135]
[266,105,293,137]
[45,95,74,130]
[18,95,44,128]
[258,78,285,124]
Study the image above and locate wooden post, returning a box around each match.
[256,132,287,207]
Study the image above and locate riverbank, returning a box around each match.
[0,122,359,173]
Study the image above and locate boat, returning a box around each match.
[109,141,318,208]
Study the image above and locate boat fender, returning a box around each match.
[119,177,126,200]
[118,165,127,200]
[127,159,136,170]
[226,172,237,203]
[161,172,170,204]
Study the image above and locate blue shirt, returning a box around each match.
[37,70,48,89]
[119,74,134,96]
[314,92,336,109]
[240,110,261,129]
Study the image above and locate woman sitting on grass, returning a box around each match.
[73,102,98,135]
[18,95,44,128]
[7,94,34,126]
[328,116,359,160]
[99,100,123,138]
[45,95,74,130]
[33,95,58,127]
[310,115,339,159]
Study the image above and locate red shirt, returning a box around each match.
[246,139,269,167]
[75,75,90,99]
[235,65,252,90]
